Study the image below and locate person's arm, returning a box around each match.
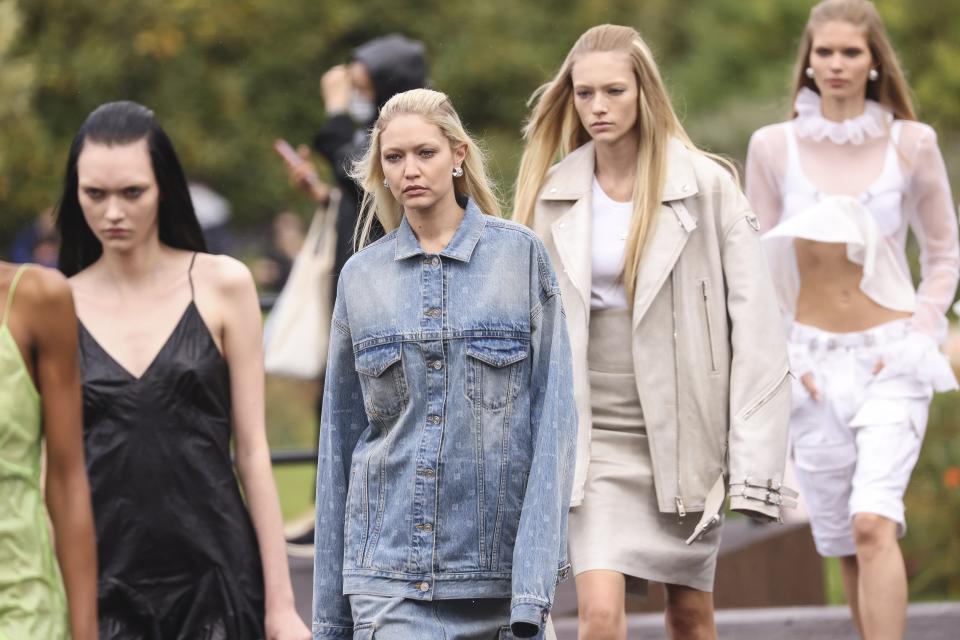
[719,181,794,521]
[744,128,785,233]
[312,114,361,188]
[510,240,577,637]
[33,268,98,640]
[903,125,960,343]
[216,257,310,640]
[312,280,367,639]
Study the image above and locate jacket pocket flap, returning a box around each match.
[466,337,529,368]
[355,342,402,377]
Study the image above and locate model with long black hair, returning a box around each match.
[57,101,310,640]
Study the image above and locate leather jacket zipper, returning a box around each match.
[671,269,685,520]
[742,367,790,420]
[700,279,718,373]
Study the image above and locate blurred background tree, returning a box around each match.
[2,0,959,236]
[2,0,958,603]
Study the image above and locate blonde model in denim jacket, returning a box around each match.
[746,2,960,638]
[312,89,576,639]
[514,25,793,640]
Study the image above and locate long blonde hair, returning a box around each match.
[350,88,502,249]
[513,24,724,301]
[790,0,916,120]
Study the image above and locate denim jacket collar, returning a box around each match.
[394,198,488,262]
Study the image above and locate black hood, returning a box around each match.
[352,34,428,111]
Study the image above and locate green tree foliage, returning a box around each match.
[2,0,959,230]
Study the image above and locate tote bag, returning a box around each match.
[263,190,339,379]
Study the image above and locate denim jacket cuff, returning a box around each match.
[311,622,353,640]
[510,599,548,638]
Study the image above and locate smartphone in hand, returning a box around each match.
[274,138,303,166]
[274,138,322,187]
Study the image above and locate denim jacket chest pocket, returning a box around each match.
[354,342,408,425]
[465,337,530,410]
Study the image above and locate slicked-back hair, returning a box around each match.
[56,101,205,276]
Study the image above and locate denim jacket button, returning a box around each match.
[429,415,441,425]
[426,308,441,318]
[416,523,433,532]
[418,582,430,592]
[431,360,443,370]
[431,256,440,267]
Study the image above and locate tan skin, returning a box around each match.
[0,262,98,640]
[570,51,717,640]
[69,138,310,639]
[277,61,376,203]
[801,20,910,640]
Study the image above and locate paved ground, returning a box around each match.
[552,602,960,639]
[290,555,960,638]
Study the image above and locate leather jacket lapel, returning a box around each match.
[551,197,592,317]
[632,200,696,327]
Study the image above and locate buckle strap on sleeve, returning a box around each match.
[740,476,799,499]
[729,484,798,509]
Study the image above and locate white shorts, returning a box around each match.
[787,320,955,558]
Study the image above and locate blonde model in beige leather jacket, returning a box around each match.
[529,138,794,532]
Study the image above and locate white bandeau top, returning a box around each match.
[590,177,632,310]
[746,91,960,342]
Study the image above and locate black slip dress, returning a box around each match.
[78,254,265,640]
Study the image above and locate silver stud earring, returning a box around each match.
[805,66,815,79]
[452,166,464,178]
[383,178,389,188]
[868,68,879,82]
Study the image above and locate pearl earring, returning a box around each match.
[452,166,464,178]
[805,67,815,79]
[868,68,879,82]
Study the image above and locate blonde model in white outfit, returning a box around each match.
[745,2,960,638]
[515,25,794,640]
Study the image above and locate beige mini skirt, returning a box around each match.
[567,308,721,594]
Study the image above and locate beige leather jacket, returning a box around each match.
[529,140,794,536]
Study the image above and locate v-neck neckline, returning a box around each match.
[80,301,196,382]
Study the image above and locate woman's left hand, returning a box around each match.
[265,606,311,640]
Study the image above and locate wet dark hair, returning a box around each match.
[56,101,206,276]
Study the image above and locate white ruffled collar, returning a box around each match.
[793,87,892,145]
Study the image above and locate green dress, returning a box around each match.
[0,265,68,639]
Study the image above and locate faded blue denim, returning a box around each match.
[312,200,576,639]
[347,594,545,639]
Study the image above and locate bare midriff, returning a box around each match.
[794,239,910,332]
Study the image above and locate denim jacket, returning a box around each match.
[312,200,576,639]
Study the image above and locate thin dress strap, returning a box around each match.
[187,252,198,301]
[1,264,30,328]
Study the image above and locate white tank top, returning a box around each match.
[781,121,905,235]
[590,177,632,310]
[762,121,917,322]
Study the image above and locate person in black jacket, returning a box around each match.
[280,34,428,283]
[278,35,428,550]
